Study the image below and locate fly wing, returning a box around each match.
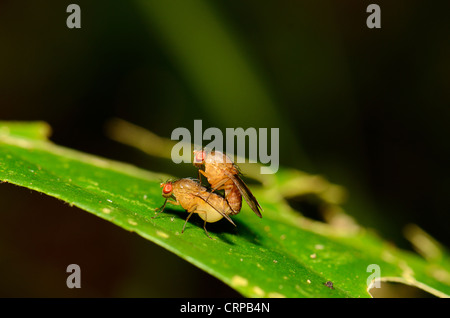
[194,194,236,227]
[224,171,263,218]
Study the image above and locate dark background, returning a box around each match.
[0,1,448,297]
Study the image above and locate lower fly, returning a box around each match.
[154,178,235,239]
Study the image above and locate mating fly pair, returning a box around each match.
[155,150,263,238]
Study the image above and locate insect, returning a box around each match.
[154,178,236,239]
[324,281,335,290]
[193,149,263,218]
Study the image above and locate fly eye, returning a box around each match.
[195,151,205,163]
[162,183,172,194]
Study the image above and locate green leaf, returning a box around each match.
[1,121,449,297]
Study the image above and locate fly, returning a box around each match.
[193,149,263,218]
[154,178,236,239]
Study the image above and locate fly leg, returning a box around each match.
[196,171,236,214]
[208,177,229,194]
[197,171,236,213]
[196,211,213,239]
[198,169,208,185]
[206,178,237,213]
[203,221,212,239]
[181,210,195,234]
[152,198,179,219]
[202,213,213,239]
[182,204,213,239]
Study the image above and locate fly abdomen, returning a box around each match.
[225,183,242,215]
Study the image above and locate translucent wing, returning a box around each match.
[194,193,236,226]
[224,171,263,218]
